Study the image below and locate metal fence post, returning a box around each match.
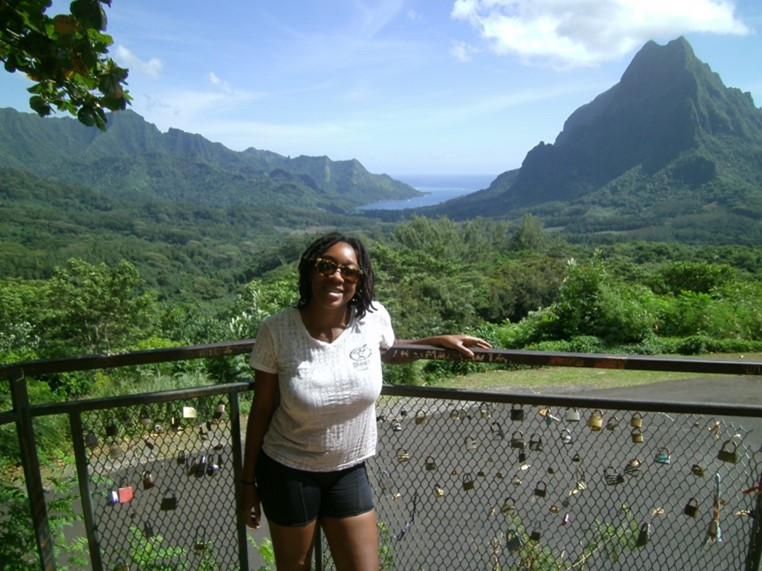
[10,370,56,570]
[746,477,762,571]
[70,411,104,571]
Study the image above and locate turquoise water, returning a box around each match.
[359,174,494,210]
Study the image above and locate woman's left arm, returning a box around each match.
[381,335,491,364]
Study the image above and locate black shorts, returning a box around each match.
[255,451,375,527]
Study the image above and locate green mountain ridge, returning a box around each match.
[0,107,420,211]
[422,37,762,243]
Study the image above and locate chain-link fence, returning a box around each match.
[3,343,761,570]
[78,394,242,571]
[349,395,760,571]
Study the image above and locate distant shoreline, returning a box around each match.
[360,173,494,210]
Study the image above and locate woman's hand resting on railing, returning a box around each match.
[382,335,492,364]
[240,483,262,529]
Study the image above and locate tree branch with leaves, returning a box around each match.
[1,0,130,129]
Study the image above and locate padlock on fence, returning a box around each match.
[502,497,516,514]
[518,449,526,463]
[534,481,547,497]
[480,403,492,419]
[561,428,573,445]
[529,432,543,451]
[587,409,603,431]
[511,431,526,449]
[631,427,644,444]
[717,439,739,464]
[396,449,410,463]
[491,421,505,439]
[465,435,477,451]
[425,455,436,471]
[415,409,428,425]
[143,519,155,539]
[654,447,671,465]
[506,529,523,552]
[194,526,207,551]
[604,466,624,486]
[636,522,650,547]
[434,485,445,498]
[606,415,620,431]
[113,561,131,571]
[566,408,581,422]
[117,484,133,504]
[510,406,525,421]
[142,467,156,490]
[462,473,475,491]
[214,401,226,419]
[631,412,643,428]
[530,529,542,542]
[624,458,641,476]
[683,497,700,518]
[85,431,100,449]
[160,489,177,511]
[691,463,705,477]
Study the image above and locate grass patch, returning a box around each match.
[436,352,762,392]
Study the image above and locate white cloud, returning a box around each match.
[208,72,233,94]
[451,0,750,68]
[114,45,163,78]
[450,40,479,62]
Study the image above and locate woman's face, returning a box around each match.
[309,241,362,310]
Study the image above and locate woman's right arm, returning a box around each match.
[240,368,279,529]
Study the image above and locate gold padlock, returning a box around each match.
[415,409,428,425]
[462,473,475,491]
[434,485,445,498]
[631,427,644,444]
[683,497,699,518]
[717,439,739,464]
[631,412,643,428]
[587,409,603,431]
[691,464,705,477]
[396,449,410,463]
[479,403,491,419]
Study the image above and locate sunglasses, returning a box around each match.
[314,257,364,283]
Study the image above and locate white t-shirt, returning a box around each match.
[249,303,395,472]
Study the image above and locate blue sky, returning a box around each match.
[2,0,760,177]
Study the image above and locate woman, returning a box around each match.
[239,232,490,570]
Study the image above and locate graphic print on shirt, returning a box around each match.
[350,344,372,371]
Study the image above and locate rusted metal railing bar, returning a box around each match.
[27,381,254,418]
[388,344,762,375]
[0,340,257,380]
[3,341,761,383]
[381,384,762,418]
